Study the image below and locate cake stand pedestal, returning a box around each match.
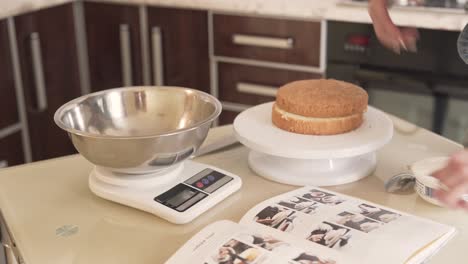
[234,102,393,186]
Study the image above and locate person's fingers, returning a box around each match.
[368,0,403,53]
[431,150,468,208]
[400,28,419,52]
[456,199,468,209]
[369,0,421,53]
[432,153,468,187]
[438,183,468,208]
[433,167,465,190]
[451,150,468,163]
[401,27,420,39]
[457,199,468,211]
[432,163,459,188]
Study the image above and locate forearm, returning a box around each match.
[368,0,393,27]
[368,0,419,53]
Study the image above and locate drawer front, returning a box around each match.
[218,63,322,105]
[213,14,321,66]
[0,132,24,168]
[219,110,241,126]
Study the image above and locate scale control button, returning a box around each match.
[204,175,233,193]
[185,169,232,193]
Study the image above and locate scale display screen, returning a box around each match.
[154,169,233,212]
[165,187,197,208]
[155,184,207,212]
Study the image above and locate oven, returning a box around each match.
[327,21,468,145]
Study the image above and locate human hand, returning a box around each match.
[368,0,419,53]
[432,150,468,209]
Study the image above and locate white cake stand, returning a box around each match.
[233,102,393,186]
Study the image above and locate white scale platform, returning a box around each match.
[89,161,242,224]
[234,102,393,186]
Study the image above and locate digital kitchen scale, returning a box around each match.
[89,160,242,224]
[234,102,393,186]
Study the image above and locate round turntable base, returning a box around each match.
[248,151,376,186]
[234,102,393,186]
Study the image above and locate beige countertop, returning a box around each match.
[1,0,468,31]
[0,118,467,264]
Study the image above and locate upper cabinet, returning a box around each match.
[84,2,143,91]
[1,2,326,165]
[14,3,81,161]
[147,7,210,93]
[83,3,210,93]
[0,19,24,167]
[0,20,19,130]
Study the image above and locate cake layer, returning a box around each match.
[275,79,368,118]
[272,103,364,135]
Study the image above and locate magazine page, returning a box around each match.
[165,220,344,264]
[239,186,456,264]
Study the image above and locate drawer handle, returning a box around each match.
[232,34,294,49]
[2,242,23,264]
[236,82,278,97]
[30,32,48,112]
[120,24,133,86]
[0,160,7,168]
[1,242,12,249]
[152,26,164,86]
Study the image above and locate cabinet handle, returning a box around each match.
[120,24,133,87]
[1,242,23,264]
[152,26,164,86]
[232,34,294,49]
[1,242,11,249]
[236,82,278,97]
[30,32,48,112]
[0,160,7,168]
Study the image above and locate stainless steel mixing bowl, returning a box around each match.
[54,86,222,174]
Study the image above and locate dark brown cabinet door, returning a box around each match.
[219,110,240,126]
[0,132,24,167]
[147,7,210,93]
[84,2,143,91]
[0,19,19,129]
[14,3,80,161]
[218,63,322,105]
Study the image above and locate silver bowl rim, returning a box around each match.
[54,86,222,139]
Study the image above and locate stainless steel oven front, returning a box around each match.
[327,21,468,145]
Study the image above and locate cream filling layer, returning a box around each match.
[274,104,362,121]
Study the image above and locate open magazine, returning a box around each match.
[166,186,456,264]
